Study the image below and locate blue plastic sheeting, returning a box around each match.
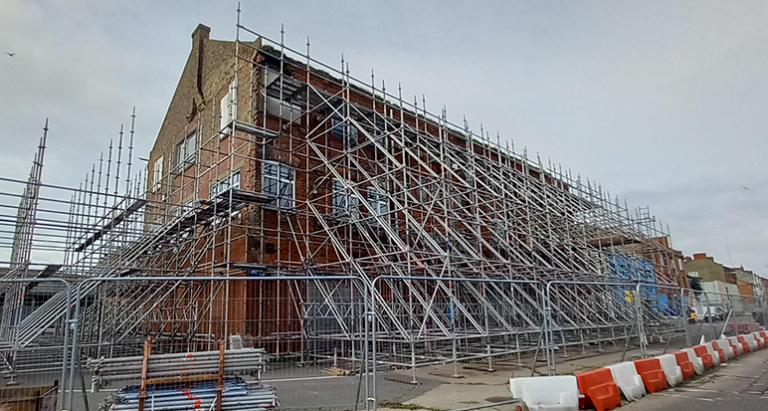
[606,253,660,314]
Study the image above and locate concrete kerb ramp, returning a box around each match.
[509,376,579,411]
[683,348,705,375]
[656,354,683,387]
[607,362,646,402]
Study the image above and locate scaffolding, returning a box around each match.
[0,8,688,386]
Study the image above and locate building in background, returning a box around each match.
[684,253,765,315]
[653,237,688,289]
[684,253,726,283]
[734,267,755,297]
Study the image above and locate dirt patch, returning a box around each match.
[379,400,443,411]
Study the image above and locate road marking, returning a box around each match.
[657,393,690,399]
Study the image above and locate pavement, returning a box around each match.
[388,322,763,411]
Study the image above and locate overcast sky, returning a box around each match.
[1,0,767,276]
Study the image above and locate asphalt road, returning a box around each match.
[622,343,768,410]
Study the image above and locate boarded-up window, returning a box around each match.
[220,79,237,132]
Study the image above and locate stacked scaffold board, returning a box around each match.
[88,337,278,411]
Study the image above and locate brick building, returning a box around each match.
[141,23,684,356]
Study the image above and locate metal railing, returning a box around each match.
[1,275,767,411]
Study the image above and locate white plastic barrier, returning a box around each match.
[683,348,705,375]
[509,376,579,411]
[656,354,683,387]
[728,336,744,355]
[717,338,735,361]
[743,334,759,352]
[752,332,766,349]
[704,342,721,366]
[608,361,646,401]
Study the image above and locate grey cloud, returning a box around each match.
[0,0,766,274]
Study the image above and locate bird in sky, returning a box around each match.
[5,52,15,58]
[742,185,750,190]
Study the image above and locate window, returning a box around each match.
[172,200,194,219]
[210,170,242,198]
[152,156,163,192]
[331,116,345,138]
[367,187,388,216]
[419,182,438,203]
[332,179,347,213]
[331,115,358,148]
[332,179,360,218]
[220,80,237,133]
[263,161,294,208]
[175,132,196,169]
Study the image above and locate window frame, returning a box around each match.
[331,114,359,148]
[262,161,295,209]
[175,131,197,170]
[332,178,361,218]
[367,187,388,216]
[210,170,242,198]
[152,156,163,193]
[220,79,238,134]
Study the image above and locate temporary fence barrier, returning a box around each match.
[759,331,768,345]
[702,342,721,366]
[543,281,644,375]
[607,361,645,401]
[724,337,742,357]
[63,276,368,411]
[368,275,545,410]
[751,332,765,348]
[737,335,756,352]
[0,277,72,411]
[711,339,734,361]
[654,354,682,387]
[632,358,667,393]
[672,350,704,380]
[728,336,748,355]
[2,270,766,411]
[691,345,714,368]
[509,375,579,411]
[574,368,621,411]
[743,334,761,351]
[637,284,689,352]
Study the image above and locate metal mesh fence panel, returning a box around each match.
[0,278,71,411]
[544,281,642,374]
[63,277,369,411]
[368,277,544,410]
